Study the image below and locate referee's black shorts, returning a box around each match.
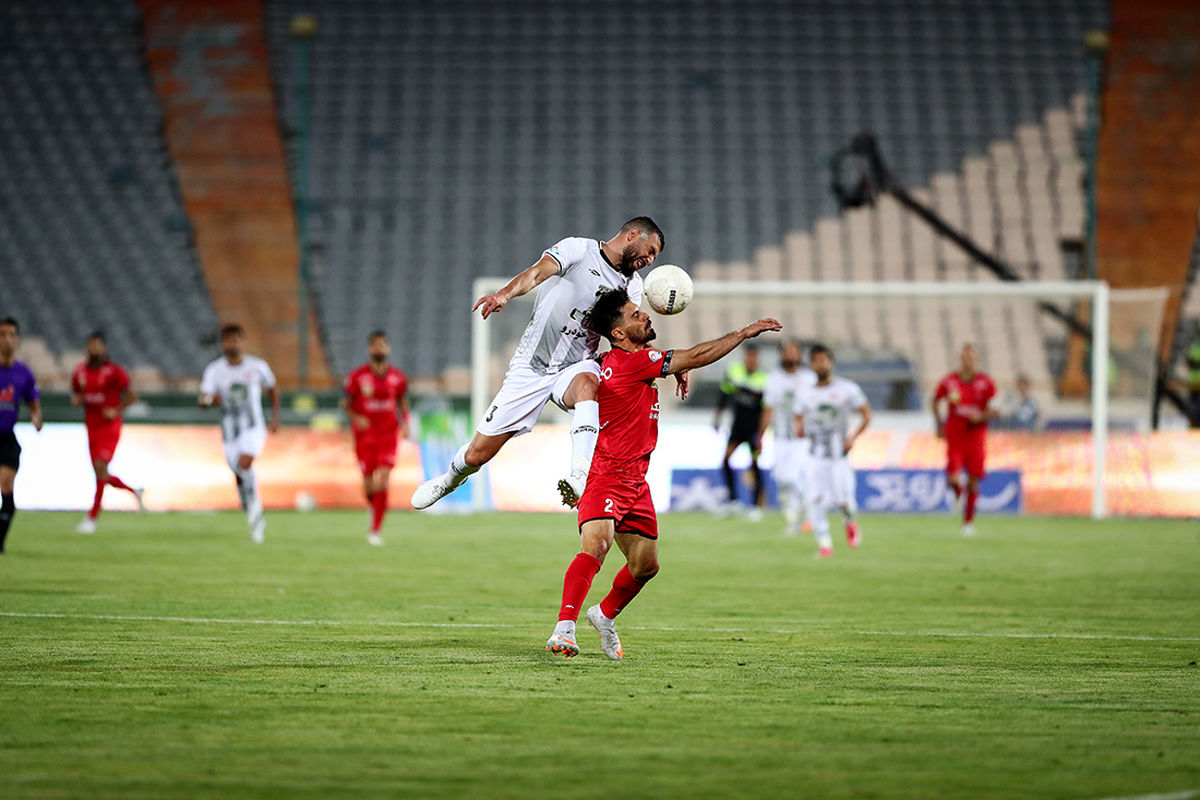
[0,432,20,470]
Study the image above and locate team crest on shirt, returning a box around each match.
[648,351,662,362]
[360,378,375,397]
[948,387,961,403]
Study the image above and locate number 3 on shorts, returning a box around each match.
[604,498,614,514]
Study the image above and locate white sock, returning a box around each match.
[238,467,262,524]
[447,443,479,488]
[808,500,832,549]
[781,485,799,527]
[554,619,576,638]
[569,400,599,478]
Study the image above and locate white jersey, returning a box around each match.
[509,237,644,375]
[795,376,868,461]
[763,366,816,441]
[200,355,277,442]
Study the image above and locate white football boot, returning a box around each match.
[556,470,586,508]
[411,472,462,510]
[586,605,624,661]
[75,517,97,535]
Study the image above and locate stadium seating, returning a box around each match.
[0,0,219,386]
[263,0,1109,379]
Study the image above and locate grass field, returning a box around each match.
[1,509,1197,799]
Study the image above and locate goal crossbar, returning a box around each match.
[471,278,1138,519]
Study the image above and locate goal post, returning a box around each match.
[471,277,1168,519]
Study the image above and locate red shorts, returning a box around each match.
[87,420,122,463]
[946,434,986,479]
[577,468,658,540]
[355,435,398,475]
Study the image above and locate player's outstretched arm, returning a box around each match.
[667,319,782,375]
[472,254,561,319]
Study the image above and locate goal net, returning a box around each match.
[471,278,1168,519]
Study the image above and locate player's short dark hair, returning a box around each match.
[743,343,759,353]
[584,288,632,342]
[220,323,244,339]
[809,343,834,361]
[87,329,106,343]
[620,216,665,251]
[0,316,18,333]
[367,329,388,343]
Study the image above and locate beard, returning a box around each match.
[781,359,799,370]
[370,353,387,364]
[88,355,106,368]
[628,321,657,345]
[617,245,641,277]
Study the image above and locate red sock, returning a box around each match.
[89,481,105,519]
[965,489,978,523]
[106,475,134,493]
[599,564,650,620]
[370,489,388,532]
[558,553,602,622]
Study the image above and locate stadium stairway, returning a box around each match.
[139,0,332,389]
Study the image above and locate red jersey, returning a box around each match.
[592,347,671,478]
[344,363,407,439]
[71,360,130,427]
[935,371,996,440]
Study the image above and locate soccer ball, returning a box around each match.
[643,264,694,315]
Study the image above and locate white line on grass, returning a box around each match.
[1081,791,1198,800]
[3,611,1199,642]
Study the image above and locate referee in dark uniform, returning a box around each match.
[712,344,768,517]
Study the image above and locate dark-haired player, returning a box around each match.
[342,330,409,546]
[412,217,664,511]
[713,343,768,519]
[794,344,870,558]
[546,288,780,660]
[0,317,43,554]
[933,343,997,537]
[71,330,144,534]
[199,324,279,543]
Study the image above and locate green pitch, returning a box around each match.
[1,511,1197,799]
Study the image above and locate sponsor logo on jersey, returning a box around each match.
[648,351,662,362]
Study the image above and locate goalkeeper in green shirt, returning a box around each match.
[713,344,769,519]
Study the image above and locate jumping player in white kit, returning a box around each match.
[199,324,280,543]
[758,340,816,536]
[412,217,664,510]
[794,344,870,558]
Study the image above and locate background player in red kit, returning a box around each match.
[71,331,144,534]
[546,288,780,660]
[933,343,997,537]
[341,330,409,546]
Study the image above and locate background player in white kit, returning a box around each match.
[412,217,663,510]
[199,324,280,543]
[758,340,816,536]
[794,344,871,558]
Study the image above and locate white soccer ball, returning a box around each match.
[643,264,694,315]
[294,490,317,512]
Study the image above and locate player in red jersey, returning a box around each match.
[546,288,781,660]
[341,330,409,546]
[932,343,997,537]
[70,331,144,534]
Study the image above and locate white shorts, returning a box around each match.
[223,426,267,471]
[805,457,856,511]
[477,360,601,437]
[773,439,809,489]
